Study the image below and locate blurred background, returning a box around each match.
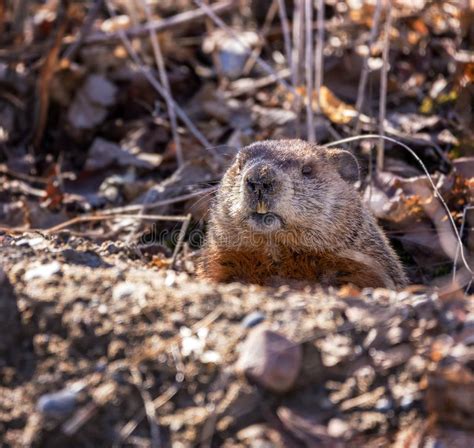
[0,0,473,291]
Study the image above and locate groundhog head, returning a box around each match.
[213,139,361,248]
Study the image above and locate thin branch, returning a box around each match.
[292,0,304,87]
[292,0,305,137]
[324,134,474,279]
[21,189,216,236]
[377,2,392,171]
[193,0,298,96]
[171,213,192,267]
[130,368,161,448]
[141,0,183,167]
[32,1,68,149]
[116,383,180,445]
[225,68,291,98]
[277,0,294,84]
[63,0,104,61]
[314,0,325,114]
[203,0,226,87]
[100,187,217,215]
[304,0,315,141]
[353,0,383,136]
[279,0,302,134]
[105,1,213,151]
[43,213,190,234]
[242,0,279,75]
[84,0,236,45]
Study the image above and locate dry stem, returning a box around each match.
[314,0,325,114]
[304,0,315,142]
[377,2,393,171]
[353,0,383,136]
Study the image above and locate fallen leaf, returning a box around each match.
[313,86,357,125]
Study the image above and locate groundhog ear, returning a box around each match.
[324,148,360,183]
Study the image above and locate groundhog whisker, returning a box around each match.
[186,189,219,214]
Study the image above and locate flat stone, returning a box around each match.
[236,328,302,393]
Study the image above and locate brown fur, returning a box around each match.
[199,139,407,289]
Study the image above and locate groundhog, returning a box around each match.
[199,139,407,289]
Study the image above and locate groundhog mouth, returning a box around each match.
[248,212,283,232]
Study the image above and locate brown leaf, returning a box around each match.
[313,86,357,125]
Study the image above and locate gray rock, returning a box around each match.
[236,328,302,393]
[242,311,265,328]
[37,389,78,417]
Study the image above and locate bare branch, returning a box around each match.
[314,0,325,114]
[353,0,383,136]
[85,0,237,45]
[377,2,393,171]
[304,0,315,142]
[277,0,294,85]
[104,1,212,150]
[324,134,474,279]
[193,0,298,96]
[141,0,183,167]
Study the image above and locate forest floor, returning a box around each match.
[1,0,474,446]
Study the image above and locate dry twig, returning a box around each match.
[324,134,474,281]
[85,0,236,45]
[314,0,325,114]
[63,0,104,61]
[277,0,294,85]
[377,2,393,170]
[304,0,315,141]
[43,213,190,234]
[292,0,304,87]
[105,1,213,151]
[242,0,279,75]
[130,368,161,448]
[141,0,183,167]
[193,0,297,96]
[171,213,192,268]
[353,0,383,136]
[32,1,69,149]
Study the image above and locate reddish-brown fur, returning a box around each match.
[203,247,391,289]
[199,139,407,289]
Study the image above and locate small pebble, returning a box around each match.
[112,282,135,301]
[200,350,222,364]
[375,397,393,412]
[327,418,351,438]
[95,361,107,373]
[236,328,302,393]
[104,243,119,254]
[37,389,77,417]
[241,311,265,328]
[165,270,177,287]
[400,394,415,410]
[24,261,61,281]
[387,326,406,345]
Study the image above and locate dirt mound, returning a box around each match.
[1,232,473,447]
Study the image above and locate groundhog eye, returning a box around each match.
[302,165,312,176]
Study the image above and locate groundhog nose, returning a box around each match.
[244,165,276,196]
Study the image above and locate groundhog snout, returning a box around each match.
[243,163,279,199]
